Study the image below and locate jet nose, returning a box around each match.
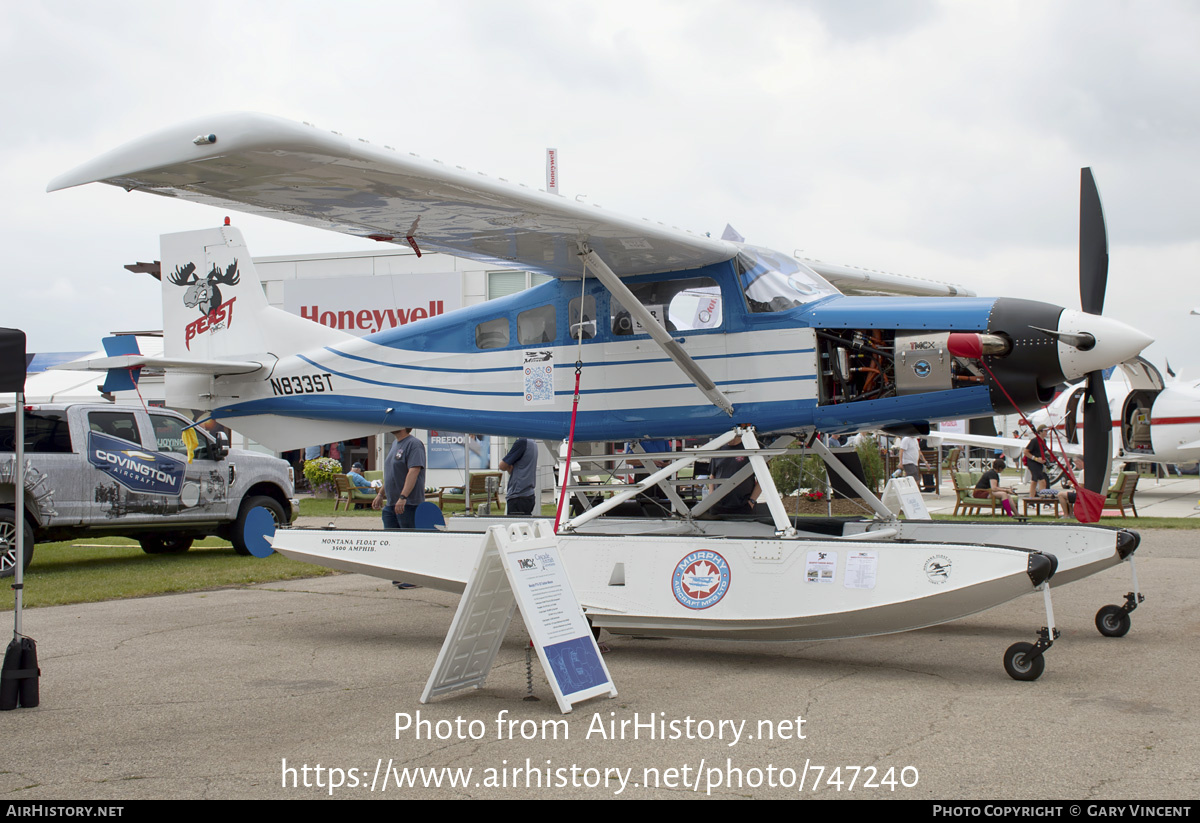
[1055,310,1154,381]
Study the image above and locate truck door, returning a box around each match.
[85,409,186,524]
[147,412,229,523]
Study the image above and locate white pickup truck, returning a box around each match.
[0,403,297,575]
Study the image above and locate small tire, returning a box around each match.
[0,506,34,579]
[1095,605,1131,638]
[231,495,285,556]
[138,535,195,555]
[1004,642,1045,681]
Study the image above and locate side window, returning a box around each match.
[152,414,215,460]
[569,295,596,340]
[0,411,72,453]
[517,305,556,345]
[475,318,510,350]
[87,411,140,445]
[150,415,188,455]
[611,277,723,336]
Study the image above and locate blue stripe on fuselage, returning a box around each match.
[213,385,994,441]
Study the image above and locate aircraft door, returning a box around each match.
[601,276,728,424]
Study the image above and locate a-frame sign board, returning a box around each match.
[421,521,616,713]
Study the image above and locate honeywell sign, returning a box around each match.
[283,273,462,337]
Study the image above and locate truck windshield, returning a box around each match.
[734,245,838,313]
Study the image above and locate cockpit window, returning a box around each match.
[735,245,838,313]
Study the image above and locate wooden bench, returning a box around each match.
[333,474,376,511]
[1103,471,1140,517]
[434,471,503,511]
[1022,494,1060,518]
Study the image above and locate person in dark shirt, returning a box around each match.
[710,432,761,515]
[974,458,1016,516]
[1023,425,1052,495]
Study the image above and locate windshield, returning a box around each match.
[735,244,838,313]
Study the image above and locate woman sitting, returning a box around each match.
[974,458,1016,516]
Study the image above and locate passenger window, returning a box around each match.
[517,305,556,345]
[569,295,596,340]
[611,278,723,336]
[87,411,140,444]
[475,318,510,350]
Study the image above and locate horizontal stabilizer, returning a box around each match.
[51,354,266,377]
[99,335,142,393]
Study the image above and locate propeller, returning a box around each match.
[1079,168,1113,494]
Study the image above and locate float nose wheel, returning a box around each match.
[1004,626,1057,681]
[1095,591,1142,638]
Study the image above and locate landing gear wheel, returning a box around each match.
[0,506,34,579]
[1003,642,1045,681]
[231,496,285,556]
[1095,605,1131,638]
[138,535,194,554]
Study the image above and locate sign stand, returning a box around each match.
[421,521,616,713]
[881,476,931,520]
[1,327,39,711]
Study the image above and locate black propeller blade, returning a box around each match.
[1079,167,1109,316]
[1079,168,1113,494]
[1082,372,1112,493]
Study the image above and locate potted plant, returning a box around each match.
[303,457,344,498]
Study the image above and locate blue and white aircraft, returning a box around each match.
[49,113,1148,455]
[46,113,1154,680]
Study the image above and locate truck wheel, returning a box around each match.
[232,496,285,556]
[138,535,195,555]
[0,506,35,579]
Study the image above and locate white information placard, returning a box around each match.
[881,476,931,520]
[844,550,878,590]
[422,521,615,713]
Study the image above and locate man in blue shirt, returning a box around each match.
[499,437,538,516]
[347,461,373,489]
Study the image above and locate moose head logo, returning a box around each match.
[169,261,241,315]
[170,260,242,350]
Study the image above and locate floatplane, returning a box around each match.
[49,113,1153,679]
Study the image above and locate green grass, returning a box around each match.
[1,536,335,610]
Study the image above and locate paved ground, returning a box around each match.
[1,516,1196,800]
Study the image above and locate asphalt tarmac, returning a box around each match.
[1,521,1196,800]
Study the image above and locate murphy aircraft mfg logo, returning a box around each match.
[88,431,186,496]
[169,261,241,350]
[672,550,731,610]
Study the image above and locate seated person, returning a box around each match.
[347,462,374,489]
[974,458,1016,516]
[1057,458,1083,517]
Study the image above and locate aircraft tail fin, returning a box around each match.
[160,224,352,361]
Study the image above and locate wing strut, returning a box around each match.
[577,243,734,416]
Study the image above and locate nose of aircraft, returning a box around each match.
[1055,309,1153,381]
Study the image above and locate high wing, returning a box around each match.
[804,259,976,298]
[926,431,1083,459]
[48,112,734,280]
[49,112,972,298]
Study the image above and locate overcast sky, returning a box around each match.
[3,0,1197,377]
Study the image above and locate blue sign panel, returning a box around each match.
[87,431,186,496]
